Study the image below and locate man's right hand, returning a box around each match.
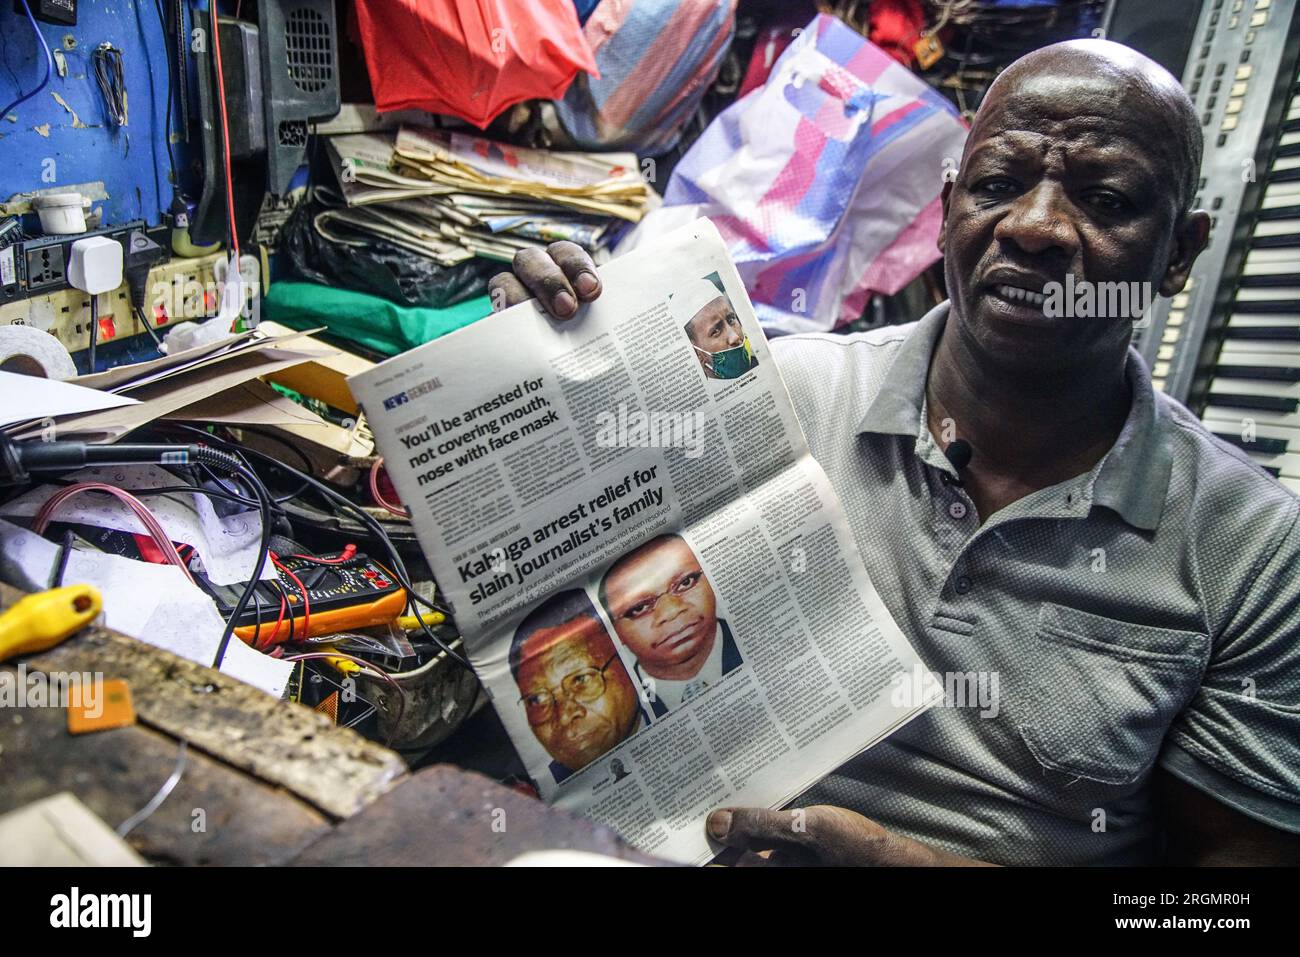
[488,241,603,321]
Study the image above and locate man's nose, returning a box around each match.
[655,593,689,625]
[992,182,1079,259]
[557,694,587,724]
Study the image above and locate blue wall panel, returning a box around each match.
[0,0,185,228]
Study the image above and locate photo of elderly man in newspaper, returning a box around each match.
[510,588,645,784]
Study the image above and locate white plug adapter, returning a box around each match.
[67,235,124,295]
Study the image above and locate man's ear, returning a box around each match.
[1160,209,1211,296]
[938,180,954,254]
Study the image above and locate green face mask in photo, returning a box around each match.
[695,338,753,379]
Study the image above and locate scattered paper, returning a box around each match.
[0,370,139,429]
[0,518,293,698]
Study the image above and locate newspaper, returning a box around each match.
[349,219,941,865]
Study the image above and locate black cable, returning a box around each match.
[50,529,75,589]
[199,451,273,672]
[168,424,469,668]
[151,0,178,191]
[88,296,99,374]
[92,43,128,127]
[135,306,164,347]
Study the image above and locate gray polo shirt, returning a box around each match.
[772,301,1300,865]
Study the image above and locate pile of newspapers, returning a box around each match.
[320,126,659,266]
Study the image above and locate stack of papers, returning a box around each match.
[3,329,332,445]
[320,127,659,266]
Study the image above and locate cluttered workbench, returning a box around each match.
[0,581,656,866]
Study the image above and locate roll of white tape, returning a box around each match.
[0,324,78,379]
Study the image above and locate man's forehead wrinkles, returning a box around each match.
[970,122,1167,172]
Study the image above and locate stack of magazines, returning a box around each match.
[319,126,659,266]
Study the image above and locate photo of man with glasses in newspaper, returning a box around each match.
[598,534,743,718]
[510,589,644,784]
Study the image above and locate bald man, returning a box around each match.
[490,40,1300,866]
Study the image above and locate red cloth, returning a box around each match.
[868,0,927,66]
[353,0,598,128]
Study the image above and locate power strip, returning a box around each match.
[0,249,253,355]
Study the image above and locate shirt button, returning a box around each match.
[948,501,968,520]
[954,576,973,595]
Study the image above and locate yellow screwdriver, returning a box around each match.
[0,585,103,663]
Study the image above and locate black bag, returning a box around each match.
[278,200,496,309]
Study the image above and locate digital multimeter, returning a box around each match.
[202,551,408,647]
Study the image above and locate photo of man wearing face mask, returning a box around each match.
[673,275,759,380]
[510,589,644,784]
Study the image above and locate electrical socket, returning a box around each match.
[0,249,251,354]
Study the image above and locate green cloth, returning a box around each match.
[263,281,492,356]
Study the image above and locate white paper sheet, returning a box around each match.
[0,370,139,428]
[0,464,275,585]
[0,519,292,698]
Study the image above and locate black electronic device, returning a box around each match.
[0,220,170,302]
[14,0,75,27]
[258,0,340,195]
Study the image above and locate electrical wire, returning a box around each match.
[92,43,128,127]
[209,2,240,265]
[135,305,164,347]
[368,459,410,518]
[166,424,470,668]
[33,482,195,583]
[117,741,189,837]
[270,552,312,639]
[0,0,53,123]
[150,0,178,190]
[88,296,99,375]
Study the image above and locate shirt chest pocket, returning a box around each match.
[1016,603,1209,787]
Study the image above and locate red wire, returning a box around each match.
[369,459,410,518]
[34,483,195,584]
[210,2,239,266]
[257,589,287,650]
[288,544,358,565]
[271,553,311,640]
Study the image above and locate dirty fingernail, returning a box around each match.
[708,810,732,840]
[553,291,576,315]
[574,273,598,297]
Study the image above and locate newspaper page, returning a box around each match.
[349,219,941,865]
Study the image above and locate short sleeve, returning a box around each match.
[1159,501,1300,833]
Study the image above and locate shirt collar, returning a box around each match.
[856,300,1172,532]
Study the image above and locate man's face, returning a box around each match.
[687,296,743,364]
[603,537,718,680]
[515,616,639,771]
[940,63,1194,376]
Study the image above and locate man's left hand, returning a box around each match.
[706,805,995,866]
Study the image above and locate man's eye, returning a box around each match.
[1084,190,1130,212]
[524,693,547,708]
[625,602,652,619]
[673,572,702,593]
[974,178,1018,196]
[570,672,595,690]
